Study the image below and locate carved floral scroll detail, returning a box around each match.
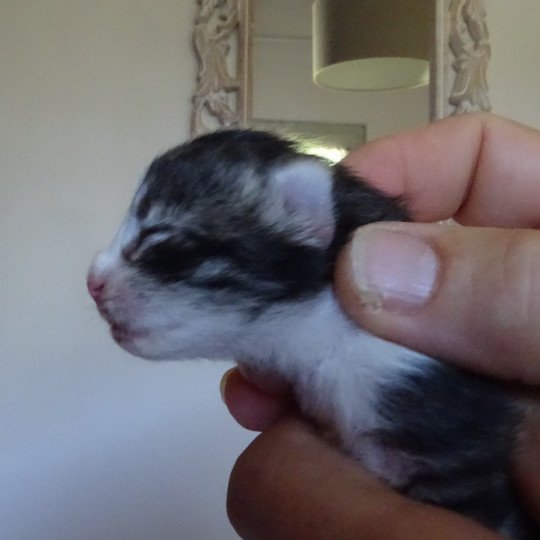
[191,0,247,136]
[448,0,491,115]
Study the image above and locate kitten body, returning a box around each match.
[88,130,537,538]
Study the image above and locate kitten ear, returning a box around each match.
[267,158,335,247]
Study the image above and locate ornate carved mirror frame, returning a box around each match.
[190,0,491,137]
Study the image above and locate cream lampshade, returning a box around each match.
[313,0,434,91]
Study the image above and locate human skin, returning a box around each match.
[221,113,540,539]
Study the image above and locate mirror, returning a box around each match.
[251,0,429,148]
[190,0,493,141]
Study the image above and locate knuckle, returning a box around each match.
[226,432,277,536]
[487,230,540,367]
[498,231,540,323]
[226,445,258,532]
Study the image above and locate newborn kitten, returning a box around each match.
[88,129,537,539]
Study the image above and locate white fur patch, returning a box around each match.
[90,214,139,277]
[237,287,431,476]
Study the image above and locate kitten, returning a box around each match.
[88,129,538,539]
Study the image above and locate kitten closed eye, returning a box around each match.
[121,226,173,263]
[133,236,223,282]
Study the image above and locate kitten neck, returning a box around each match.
[236,288,349,378]
[235,287,429,438]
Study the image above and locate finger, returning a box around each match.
[342,113,540,227]
[335,223,540,384]
[227,417,500,540]
[220,368,291,431]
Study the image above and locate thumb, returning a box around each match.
[334,222,540,385]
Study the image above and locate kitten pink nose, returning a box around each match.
[87,273,105,304]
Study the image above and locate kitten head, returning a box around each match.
[87,130,338,360]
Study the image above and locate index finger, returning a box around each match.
[343,113,540,228]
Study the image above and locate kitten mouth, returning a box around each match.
[110,323,150,343]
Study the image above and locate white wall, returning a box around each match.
[487,0,540,129]
[0,2,249,538]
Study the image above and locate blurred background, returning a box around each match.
[1,2,251,538]
[1,1,540,539]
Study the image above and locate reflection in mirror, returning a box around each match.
[251,0,430,150]
[312,0,432,92]
[251,118,366,163]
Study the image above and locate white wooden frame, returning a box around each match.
[190,0,491,137]
[432,0,491,119]
[190,0,251,136]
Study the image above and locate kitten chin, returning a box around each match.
[88,129,538,539]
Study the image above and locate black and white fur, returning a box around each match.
[88,130,538,538]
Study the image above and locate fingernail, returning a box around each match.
[350,227,439,313]
[220,368,233,403]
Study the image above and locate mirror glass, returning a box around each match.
[250,0,430,155]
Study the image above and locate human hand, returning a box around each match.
[222,113,540,539]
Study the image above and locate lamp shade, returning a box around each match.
[313,0,433,91]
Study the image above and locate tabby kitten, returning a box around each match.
[88,130,537,539]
